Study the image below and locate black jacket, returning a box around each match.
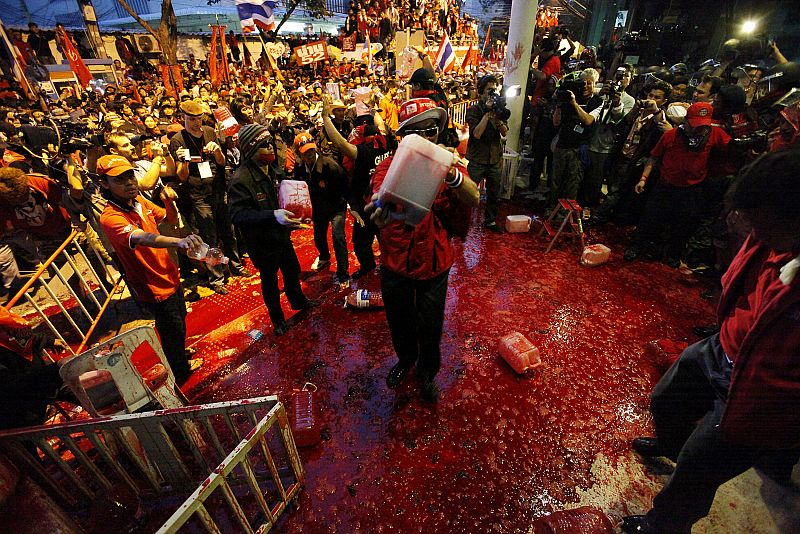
[228,159,292,265]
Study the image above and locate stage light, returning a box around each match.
[741,19,758,34]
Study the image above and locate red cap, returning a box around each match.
[686,102,713,128]
[96,155,135,177]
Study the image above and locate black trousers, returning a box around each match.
[380,268,449,379]
[352,213,378,272]
[252,241,306,326]
[140,287,189,382]
[645,334,799,533]
[632,182,703,260]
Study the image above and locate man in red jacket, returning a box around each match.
[367,98,479,401]
[622,149,800,533]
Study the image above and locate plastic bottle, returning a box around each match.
[498,332,542,374]
[580,244,611,267]
[212,106,240,138]
[345,289,384,309]
[188,243,230,266]
[505,215,532,233]
[289,383,321,447]
[378,134,455,226]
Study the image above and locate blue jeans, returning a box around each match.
[467,161,502,225]
[313,211,349,278]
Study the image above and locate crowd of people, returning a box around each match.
[0,7,799,533]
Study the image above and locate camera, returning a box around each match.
[729,132,769,153]
[486,92,511,120]
[555,79,586,105]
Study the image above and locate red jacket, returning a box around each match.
[371,156,468,280]
[717,234,800,449]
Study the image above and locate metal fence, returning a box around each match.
[4,229,123,355]
[0,397,304,531]
[451,99,478,127]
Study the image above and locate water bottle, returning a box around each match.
[188,243,229,266]
[345,289,384,309]
[289,383,321,447]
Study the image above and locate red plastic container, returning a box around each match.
[278,180,313,222]
[498,332,542,374]
[580,244,611,267]
[530,506,614,534]
[212,106,240,138]
[289,383,321,447]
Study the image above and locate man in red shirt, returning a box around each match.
[622,149,800,533]
[97,155,203,384]
[625,102,730,267]
[366,98,479,401]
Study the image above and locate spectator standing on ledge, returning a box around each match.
[97,155,203,384]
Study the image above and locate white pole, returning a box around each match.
[502,0,538,154]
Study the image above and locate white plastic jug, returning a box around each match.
[378,134,455,226]
[505,215,532,233]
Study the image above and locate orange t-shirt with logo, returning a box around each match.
[100,196,180,303]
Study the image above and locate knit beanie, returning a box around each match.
[238,123,273,161]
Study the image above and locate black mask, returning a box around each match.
[681,124,710,152]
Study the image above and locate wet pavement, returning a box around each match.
[174,208,715,533]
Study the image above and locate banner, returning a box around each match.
[160,64,184,97]
[61,31,92,88]
[342,33,357,52]
[209,26,218,85]
[294,41,328,66]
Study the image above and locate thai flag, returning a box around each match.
[236,0,277,33]
[435,31,456,73]
[362,33,374,73]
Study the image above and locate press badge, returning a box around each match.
[198,161,213,179]
[573,124,584,134]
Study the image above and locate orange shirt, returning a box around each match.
[100,196,180,303]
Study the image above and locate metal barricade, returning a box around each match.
[450,99,478,127]
[4,229,124,355]
[0,397,303,530]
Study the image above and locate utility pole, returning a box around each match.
[79,0,107,58]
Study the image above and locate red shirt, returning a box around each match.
[650,126,730,187]
[371,156,468,280]
[0,174,72,240]
[719,248,791,361]
[100,196,180,303]
[532,55,560,106]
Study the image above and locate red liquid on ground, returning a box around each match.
[173,206,713,533]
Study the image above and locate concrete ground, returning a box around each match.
[13,193,798,532]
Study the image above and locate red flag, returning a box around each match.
[132,80,142,103]
[62,32,92,88]
[481,24,491,60]
[461,41,476,71]
[243,40,252,67]
[209,26,219,86]
[219,27,230,84]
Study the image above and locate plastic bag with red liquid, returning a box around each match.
[278,180,313,222]
[530,506,614,534]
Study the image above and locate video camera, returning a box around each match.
[555,78,586,105]
[487,91,511,120]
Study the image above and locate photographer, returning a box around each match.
[107,133,176,200]
[547,69,602,214]
[466,75,508,232]
[169,100,231,294]
[583,65,636,208]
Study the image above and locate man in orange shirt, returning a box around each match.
[97,155,203,384]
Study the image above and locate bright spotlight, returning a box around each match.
[741,19,758,34]
[505,84,522,98]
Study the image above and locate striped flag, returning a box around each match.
[435,31,455,73]
[236,0,277,33]
[362,33,374,73]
